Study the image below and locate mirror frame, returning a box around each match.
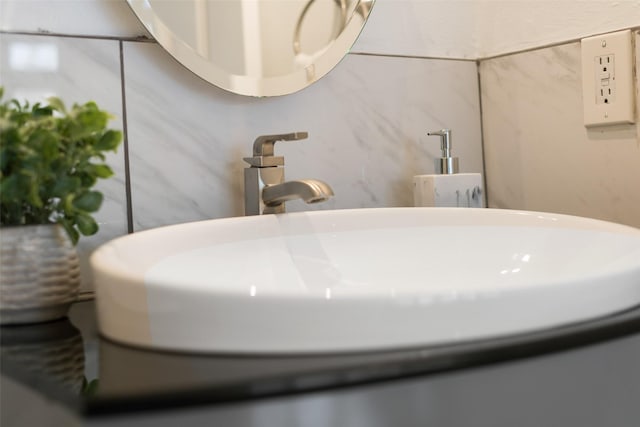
[127,0,375,97]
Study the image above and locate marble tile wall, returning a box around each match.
[0,2,484,290]
[0,0,148,38]
[479,31,640,228]
[124,44,483,231]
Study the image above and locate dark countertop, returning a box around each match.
[2,300,640,418]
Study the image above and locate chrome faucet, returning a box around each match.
[243,132,334,215]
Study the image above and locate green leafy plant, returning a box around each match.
[0,87,122,244]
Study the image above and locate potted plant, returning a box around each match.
[0,87,122,324]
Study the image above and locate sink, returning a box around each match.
[91,208,640,354]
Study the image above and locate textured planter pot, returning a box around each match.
[0,224,81,325]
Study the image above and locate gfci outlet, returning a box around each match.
[581,30,635,127]
[595,54,615,105]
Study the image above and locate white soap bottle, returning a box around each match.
[413,129,484,208]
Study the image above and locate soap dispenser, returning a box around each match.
[413,129,484,208]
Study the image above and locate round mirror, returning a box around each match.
[127,0,375,97]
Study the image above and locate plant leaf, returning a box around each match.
[63,194,75,215]
[89,164,113,179]
[0,146,12,171]
[76,213,98,236]
[0,174,21,202]
[27,128,57,161]
[60,219,80,245]
[95,130,122,151]
[47,97,66,114]
[52,176,82,197]
[32,105,53,117]
[73,191,103,212]
[25,173,42,208]
[69,106,108,139]
[82,378,100,396]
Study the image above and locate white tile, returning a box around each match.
[0,0,148,38]
[473,1,640,58]
[356,1,640,59]
[123,42,483,231]
[353,0,478,59]
[0,33,128,290]
[480,37,640,228]
[0,0,475,59]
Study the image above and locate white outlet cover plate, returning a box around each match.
[581,30,635,127]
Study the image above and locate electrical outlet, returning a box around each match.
[581,30,635,127]
[595,54,615,105]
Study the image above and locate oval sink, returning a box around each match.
[91,208,640,354]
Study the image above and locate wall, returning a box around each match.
[472,0,640,59]
[472,1,640,229]
[469,1,640,228]
[354,0,640,59]
[0,0,484,291]
[480,31,640,228]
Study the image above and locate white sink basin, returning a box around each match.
[91,208,640,354]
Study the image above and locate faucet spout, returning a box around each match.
[263,179,334,207]
[243,132,334,215]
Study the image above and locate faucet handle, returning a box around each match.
[252,132,308,157]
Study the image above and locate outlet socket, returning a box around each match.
[581,30,635,127]
[595,54,615,105]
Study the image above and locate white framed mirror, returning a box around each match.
[127,0,375,97]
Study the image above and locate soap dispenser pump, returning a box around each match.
[413,129,484,208]
[429,129,459,174]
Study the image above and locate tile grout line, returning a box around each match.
[119,40,135,234]
[349,51,476,62]
[476,60,490,209]
[0,29,154,43]
[3,26,638,62]
[477,26,640,61]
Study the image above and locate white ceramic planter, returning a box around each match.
[0,224,81,325]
